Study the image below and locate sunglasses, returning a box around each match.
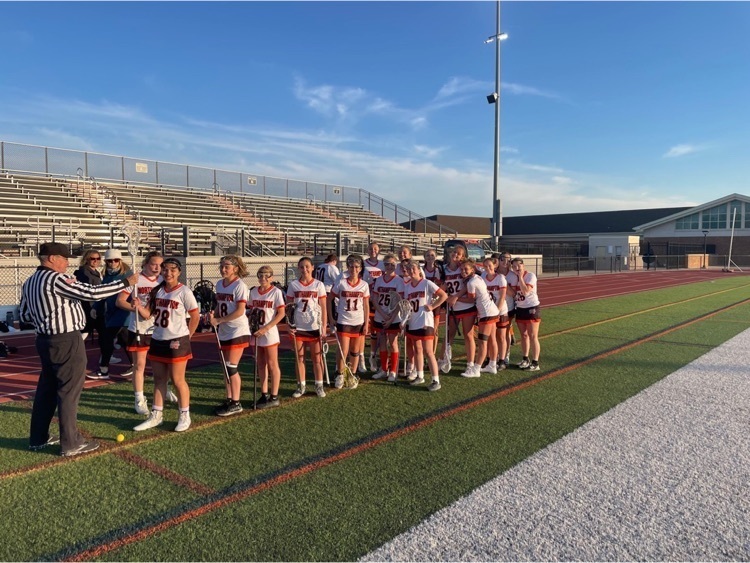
[105,259,121,263]
[89,257,101,261]
[258,273,272,278]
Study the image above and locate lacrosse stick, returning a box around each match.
[285,302,301,386]
[441,302,452,373]
[397,298,413,380]
[312,303,330,386]
[331,328,358,389]
[248,308,263,410]
[121,222,142,343]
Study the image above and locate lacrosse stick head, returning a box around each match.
[120,222,143,269]
[193,280,216,314]
[248,308,263,333]
[397,299,412,327]
[343,365,359,389]
[285,303,297,329]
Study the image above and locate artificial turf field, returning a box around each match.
[2,275,750,561]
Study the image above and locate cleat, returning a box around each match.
[461,365,481,378]
[406,371,419,382]
[369,353,378,372]
[135,397,149,415]
[134,410,164,432]
[29,434,60,451]
[86,370,109,380]
[480,363,497,375]
[61,440,99,457]
[526,363,540,372]
[216,400,243,417]
[517,359,531,369]
[175,411,191,432]
[409,375,425,386]
[427,380,441,392]
[387,372,397,383]
[372,369,388,380]
[315,383,327,398]
[334,374,344,389]
[292,383,306,398]
[497,362,507,371]
[255,394,280,409]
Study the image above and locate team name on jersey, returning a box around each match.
[251,299,274,308]
[217,293,235,302]
[137,286,152,297]
[292,290,318,298]
[341,290,366,298]
[155,298,179,309]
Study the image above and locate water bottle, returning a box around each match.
[5,311,12,326]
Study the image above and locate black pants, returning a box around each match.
[30,332,87,452]
[99,326,129,368]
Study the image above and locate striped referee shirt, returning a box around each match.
[20,266,131,336]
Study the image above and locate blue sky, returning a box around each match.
[2,2,750,221]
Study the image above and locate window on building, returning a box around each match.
[701,205,727,230]
[676,212,700,230]
[729,200,743,229]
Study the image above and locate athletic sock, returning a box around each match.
[135,391,145,401]
[380,350,389,371]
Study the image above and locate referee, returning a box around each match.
[21,242,138,457]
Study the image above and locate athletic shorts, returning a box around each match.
[406,327,435,340]
[507,308,517,320]
[293,329,321,343]
[452,305,477,320]
[478,315,499,327]
[515,305,541,323]
[125,330,152,352]
[496,314,510,329]
[372,320,400,335]
[147,335,192,364]
[337,323,364,338]
[219,334,250,352]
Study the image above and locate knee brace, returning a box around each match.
[349,351,359,358]
[225,362,239,376]
[477,333,489,342]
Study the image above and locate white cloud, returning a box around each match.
[662,143,707,158]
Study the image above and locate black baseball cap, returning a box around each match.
[39,242,72,258]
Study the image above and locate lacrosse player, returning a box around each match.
[329,254,370,389]
[497,251,515,366]
[133,258,200,433]
[208,255,251,417]
[286,257,328,398]
[371,255,405,382]
[481,256,509,373]
[362,242,384,373]
[506,257,541,371]
[248,265,286,409]
[438,245,475,373]
[423,248,444,355]
[401,260,447,391]
[116,251,166,415]
[460,260,499,378]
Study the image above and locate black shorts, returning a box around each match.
[336,323,364,338]
[125,330,152,352]
[515,306,541,323]
[147,335,193,364]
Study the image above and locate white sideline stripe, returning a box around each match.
[363,328,750,561]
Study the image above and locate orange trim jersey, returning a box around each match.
[505,271,540,309]
[372,274,405,323]
[249,285,285,347]
[404,278,441,330]
[151,283,199,341]
[286,278,327,331]
[331,277,370,327]
[482,272,508,315]
[443,264,471,312]
[465,275,500,318]
[214,278,250,341]
[121,273,162,334]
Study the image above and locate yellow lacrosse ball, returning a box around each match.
[116,434,125,443]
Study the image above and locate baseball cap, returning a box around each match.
[39,242,72,258]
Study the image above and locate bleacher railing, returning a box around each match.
[0,140,456,242]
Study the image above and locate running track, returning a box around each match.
[0,269,738,403]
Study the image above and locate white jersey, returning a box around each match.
[482,272,508,315]
[331,277,370,326]
[403,278,441,330]
[122,273,162,334]
[443,264,471,312]
[249,285,285,347]
[506,271,540,309]
[372,274,405,323]
[151,284,199,341]
[286,278,327,331]
[363,257,384,287]
[315,263,340,293]
[465,275,500,318]
[423,263,443,286]
[214,277,250,341]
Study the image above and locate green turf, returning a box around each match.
[2,277,750,561]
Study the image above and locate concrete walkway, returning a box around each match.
[363,329,750,561]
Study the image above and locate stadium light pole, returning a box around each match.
[485,1,508,252]
[702,229,709,269]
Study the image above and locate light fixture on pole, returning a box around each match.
[485,3,508,252]
[702,229,709,269]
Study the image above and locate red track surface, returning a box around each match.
[0,269,739,403]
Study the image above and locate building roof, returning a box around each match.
[425,208,690,237]
[633,193,749,231]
